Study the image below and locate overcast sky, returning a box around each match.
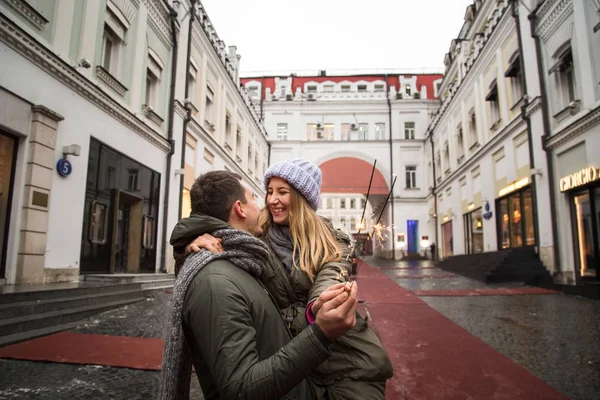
[199,0,474,75]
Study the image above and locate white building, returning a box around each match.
[243,72,442,258]
[518,0,600,285]
[0,0,264,285]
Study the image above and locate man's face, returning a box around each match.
[241,185,263,237]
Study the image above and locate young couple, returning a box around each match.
[160,159,392,399]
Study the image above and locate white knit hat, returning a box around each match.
[263,158,322,210]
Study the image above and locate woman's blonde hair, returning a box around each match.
[260,185,342,281]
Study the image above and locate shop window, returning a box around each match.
[89,201,109,245]
[499,198,510,249]
[464,208,484,254]
[497,186,535,249]
[142,215,155,249]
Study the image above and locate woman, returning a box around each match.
[172,159,392,399]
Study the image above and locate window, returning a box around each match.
[404,122,415,139]
[443,144,450,174]
[204,148,215,171]
[405,85,412,96]
[323,84,334,93]
[505,53,523,106]
[456,125,464,161]
[255,154,259,176]
[326,198,333,209]
[89,201,108,244]
[406,166,417,189]
[374,84,385,92]
[375,123,386,140]
[102,25,120,74]
[185,143,195,166]
[205,86,214,126]
[550,47,576,108]
[358,123,368,140]
[188,60,198,106]
[247,147,253,174]
[341,85,351,92]
[341,123,352,141]
[225,115,232,147]
[277,123,288,140]
[128,169,139,191]
[350,218,357,231]
[145,68,159,108]
[142,215,155,249]
[307,85,317,93]
[486,81,500,127]
[280,86,286,98]
[340,217,347,229]
[236,129,243,159]
[340,199,346,209]
[307,123,318,141]
[247,85,259,101]
[357,84,367,92]
[468,110,478,146]
[435,153,442,182]
[350,198,356,209]
[360,198,366,209]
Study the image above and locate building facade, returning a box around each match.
[519,0,600,284]
[0,0,263,285]
[243,72,442,258]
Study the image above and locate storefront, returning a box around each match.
[560,165,600,281]
[464,205,484,254]
[80,138,161,274]
[442,217,453,257]
[495,177,536,250]
[0,131,17,280]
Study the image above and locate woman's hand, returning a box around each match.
[185,234,223,255]
[311,282,351,316]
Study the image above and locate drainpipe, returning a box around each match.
[512,0,541,253]
[429,130,439,260]
[177,0,196,221]
[385,74,396,260]
[260,76,265,122]
[159,0,178,273]
[529,3,561,274]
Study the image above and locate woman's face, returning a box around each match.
[267,177,292,225]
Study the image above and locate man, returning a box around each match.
[160,171,358,400]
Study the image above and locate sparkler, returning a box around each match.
[349,175,398,286]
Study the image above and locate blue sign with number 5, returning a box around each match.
[57,159,72,177]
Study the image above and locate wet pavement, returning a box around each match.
[366,256,600,400]
[0,259,599,399]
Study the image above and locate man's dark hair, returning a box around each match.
[189,170,247,222]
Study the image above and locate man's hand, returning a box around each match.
[315,282,357,340]
[185,234,223,255]
[311,282,348,316]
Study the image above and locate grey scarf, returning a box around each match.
[267,224,294,276]
[159,228,269,400]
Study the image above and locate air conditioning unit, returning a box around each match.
[317,130,324,139]
[350,123,358,131]
[307,93,316,101]
[286,94,293,101]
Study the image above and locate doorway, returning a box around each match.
[111,190,143,274]
[407,220,418,254]
[0,132,17,279]
[442,221,453,257]
[572,188,599,281]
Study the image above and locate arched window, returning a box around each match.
[340,218,347,229]
[350,218,357,231]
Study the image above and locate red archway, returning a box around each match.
[319,157,388,195]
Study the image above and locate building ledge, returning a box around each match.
[142,105,164,126]
[5,0,48,30]
[96,66,128,97]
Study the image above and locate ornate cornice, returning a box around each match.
[524,96,543,117]
[545,105,600,150]
[0,14,170,152]
[143,104,164,126]
[144,0,172,49]
[3,0,48,30]
[536,0,573,42]
[174,100,187,119]
[96,66,128,97]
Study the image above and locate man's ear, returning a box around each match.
[232,200,246,219]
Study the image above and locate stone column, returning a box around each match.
[15,105,64,285]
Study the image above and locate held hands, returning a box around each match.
[185,234,224,255]
[314,282,357,340]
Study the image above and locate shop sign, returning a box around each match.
[498,177,530,197]
[559,166,600,192]
[483,201,493,220]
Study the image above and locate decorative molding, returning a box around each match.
[536,0,574,42]
[545,105,600,150]
[31,104,64,121]
[0,14,170,152]
[142,104,164,126]
[174,100,187,119]
[96,66,128,97]
[3,0,48,30]
[524,96,543,117]
[109,0,136,24]
[144,0,172,50]
[545,15,573,57]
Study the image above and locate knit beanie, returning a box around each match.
[264,158,322,210]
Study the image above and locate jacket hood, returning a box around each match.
[170,212,231,251]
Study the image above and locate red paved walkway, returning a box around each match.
[0,260,568,399]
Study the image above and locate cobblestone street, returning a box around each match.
[0,260,598,399]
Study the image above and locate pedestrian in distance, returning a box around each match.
[160,170,359,400]
[172,159,393,400]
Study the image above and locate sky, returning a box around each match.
[199,0,474,75]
